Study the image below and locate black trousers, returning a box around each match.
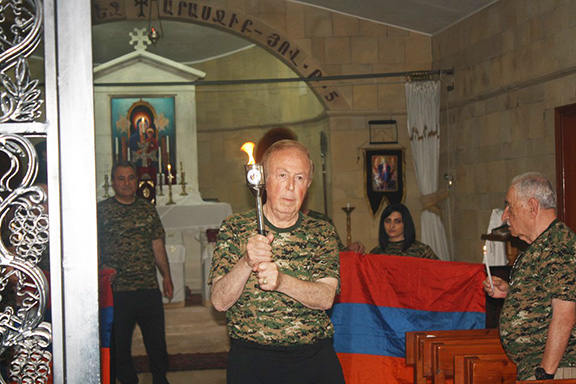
[113,289,169,384]
[227,338,345,384]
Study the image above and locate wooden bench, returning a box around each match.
[431,338,505,383]
[406,328,498,365]
[408,329,500,384]
[454,353,514,384]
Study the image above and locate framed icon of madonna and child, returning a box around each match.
[110,96,176,186]
[364,148,405,216]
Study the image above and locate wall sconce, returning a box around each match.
[147,0,164,45]
[369,120,398,144]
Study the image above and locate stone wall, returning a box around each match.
[195,0,434,252]
[433,0,576,262]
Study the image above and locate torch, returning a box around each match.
[241,142,266,235]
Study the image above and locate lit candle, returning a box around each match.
[167,164,172,185]
[483,245,495,292]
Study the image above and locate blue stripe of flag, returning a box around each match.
[99,307,114,348]
[329,302,486,358]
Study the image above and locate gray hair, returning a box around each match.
[261,140,314,180]
[511,172,556,209]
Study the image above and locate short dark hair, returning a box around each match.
[378,203,416,252]
[111,160,137,180]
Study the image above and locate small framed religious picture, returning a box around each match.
[364,148,405,216]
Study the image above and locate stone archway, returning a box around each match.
[91,0,351,111]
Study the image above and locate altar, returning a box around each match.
[155,193,232,304]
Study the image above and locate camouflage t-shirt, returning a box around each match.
[209,209,340,346]
[499,220,576,380]
[306,209,346,251]
[370,240,439,259]
[97,197,165,292]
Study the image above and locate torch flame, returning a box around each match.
[241,142,256,165]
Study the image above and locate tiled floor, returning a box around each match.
[132,303,229,383]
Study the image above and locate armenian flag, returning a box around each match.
[330,252,486,383]
[99,269,115,384]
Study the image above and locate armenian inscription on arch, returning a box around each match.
[92,0,348,109]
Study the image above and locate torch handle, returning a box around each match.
[255,192,266,235]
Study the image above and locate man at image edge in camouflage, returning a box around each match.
[483,172,576,380]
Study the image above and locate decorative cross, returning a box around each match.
[129,27,152,52]
[132,141,158,167]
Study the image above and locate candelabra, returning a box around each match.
[103,174,110,198]
[179,162,188,196]
[166,170,175,205]
[341,204,355,248]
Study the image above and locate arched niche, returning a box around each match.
[91,0,350,111]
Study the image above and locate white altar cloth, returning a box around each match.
[156,198,232,294]
[157,244,186,305]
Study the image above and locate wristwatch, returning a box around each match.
[534,367,555,380]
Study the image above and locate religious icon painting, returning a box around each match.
[110,96,176,187]
[364,148,405,217]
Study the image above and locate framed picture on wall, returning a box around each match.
[364,148,405,216]
[110,96,176,185]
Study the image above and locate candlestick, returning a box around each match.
[483,245,495,292]
[341,205,355,247]
[157,172,164,196]
[166,164,175,205]
[179,162,188,196]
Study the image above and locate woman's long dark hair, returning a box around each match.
[378,203,416,252]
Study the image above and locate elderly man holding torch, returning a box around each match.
[209,140,345,384]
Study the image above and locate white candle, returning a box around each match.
[127,148,131,161]
[115,137,118,158]
[347,202,351,209]
[483,245,494,292]
[158,142,163,172]
[166,135,170,154]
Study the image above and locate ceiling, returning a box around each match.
[91,0,499,65]
[293,0,499,36]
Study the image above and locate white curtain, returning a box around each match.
[405,80,451,260]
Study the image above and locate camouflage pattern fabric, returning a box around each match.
[306,209,346,251]
[209,209,340,346]
[370,240,439,259]
[499,220,576,380]
[97,197,165,292]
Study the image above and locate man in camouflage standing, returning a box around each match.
[484,172,576,380]
[210,140,345,384]
[98,160,173,384]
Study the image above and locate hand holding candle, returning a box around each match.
[483,245,495,293]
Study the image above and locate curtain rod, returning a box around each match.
[92,69,453,87]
